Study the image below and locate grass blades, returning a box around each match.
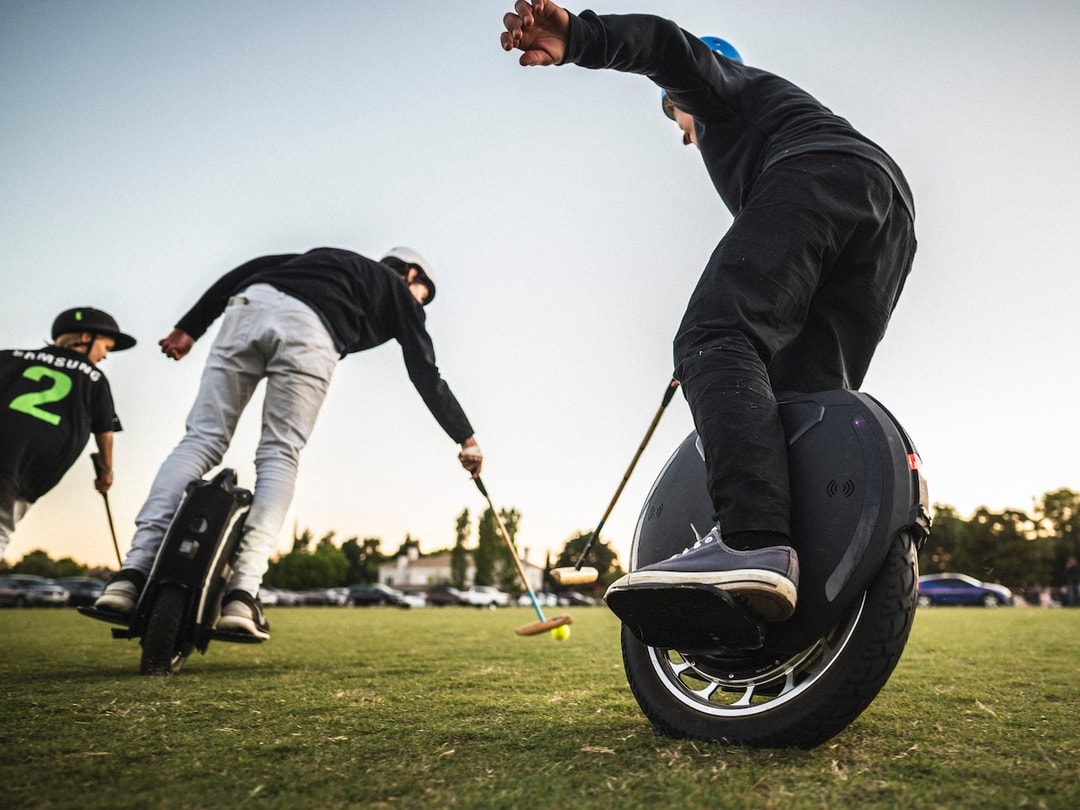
[2,606,1079,809]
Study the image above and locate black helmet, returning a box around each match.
[51,307,137,351]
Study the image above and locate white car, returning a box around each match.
[462,586,511,608]
[517,591,558,608]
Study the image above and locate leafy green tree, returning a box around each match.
[451,509,470,589]
[11,549,86,577]
[920,500,1065,590]
[472,505,524,590]
[12,549,57,576]
[7,549,88,577]
[919,504,971,574]
[494,507,521,592]
[265,528,348,589]
[52,557,86,577]
[475,509,497,586]
[292,526,314,554]
[394,535,420,557]
[554,531,622,586]
[1037,488,1080,584]
[312,541,349,586]
[342,536,384,584]
[342,537,361,581]
[966,508,1038,584]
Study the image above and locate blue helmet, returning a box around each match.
[661,36,744,120]
[700,36,743,63]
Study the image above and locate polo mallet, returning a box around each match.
[91,453,123,567]
[550,377,680,586]
[473,476,571,636]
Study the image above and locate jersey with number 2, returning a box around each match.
[0,347,122,501]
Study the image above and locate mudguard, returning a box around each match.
[630,390,929,655]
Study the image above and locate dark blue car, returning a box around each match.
[917,573,1013,607]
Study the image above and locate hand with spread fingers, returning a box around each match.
[500,0,570,66]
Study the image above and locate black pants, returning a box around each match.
[673,154,916,538]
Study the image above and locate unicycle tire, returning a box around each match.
[621,530,919,748]
[140,585,193,676]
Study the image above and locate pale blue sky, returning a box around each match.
[3,1,1079,569]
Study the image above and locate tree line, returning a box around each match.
[5,488,1077,596]
[920,488,1079,594]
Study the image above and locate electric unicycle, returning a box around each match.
[618,390,930,747]
[80,468,259,675]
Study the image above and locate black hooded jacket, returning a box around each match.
[174,247,473,442]
[564,11,914,219]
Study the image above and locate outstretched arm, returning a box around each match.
[500,0,570,66]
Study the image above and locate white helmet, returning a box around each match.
[381,246,437,304]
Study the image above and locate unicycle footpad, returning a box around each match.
[77,605,132,627]
[208,628,265,644]
[606,584,765,653]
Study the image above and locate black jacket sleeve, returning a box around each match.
[174,254,300,339]
[393,290,475,444]
[565,12,740,119]
[563,11,915,218]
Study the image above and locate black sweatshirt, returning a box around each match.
[174,247,474,443]
[565,11,914,219]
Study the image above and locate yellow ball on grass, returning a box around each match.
[551,624,571,641]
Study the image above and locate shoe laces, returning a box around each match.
[673,527,720,558]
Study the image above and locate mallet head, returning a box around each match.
[515,614,573,637]
[549,566,599,586]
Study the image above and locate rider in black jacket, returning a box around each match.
[95,247,482,639]
[502,2,916,634]
[173,247,473,440]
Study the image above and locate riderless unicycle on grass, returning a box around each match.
[614,389,930,748]
[80,468,260,675]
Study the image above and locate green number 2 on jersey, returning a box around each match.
[7,366,73,426]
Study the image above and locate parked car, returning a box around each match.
[426,585,469,606]
[56,577,106,607]
[0,575,70,607]
[398,591,427,608]
[300,588,336,606]
[917,573,1013,607]
[557,590,596,607]
[461,585,510,609]
[517,591,558,608]
[348,583,420,608]
[0,578,23,607]
[259,586,304,606]
[325,587,350,606]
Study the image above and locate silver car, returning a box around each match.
[0,575,70,607]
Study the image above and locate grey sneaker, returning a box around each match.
[93,570,146,616]
[606,526,799,622]
[216,590,270,640]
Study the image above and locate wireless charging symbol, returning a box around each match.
[826,479,856,498]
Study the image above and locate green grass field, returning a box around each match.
[2,605,1078,809]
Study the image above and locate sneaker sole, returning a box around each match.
[605,584,766,653]
[92,597,135,615]
[617,569,797,622]
[216,615,270,640]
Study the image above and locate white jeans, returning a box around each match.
[125,284,338,595]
